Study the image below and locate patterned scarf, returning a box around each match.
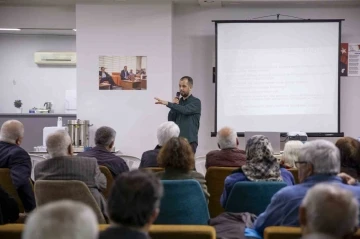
[241,135,283,182]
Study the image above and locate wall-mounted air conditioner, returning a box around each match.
[34,52,76,65]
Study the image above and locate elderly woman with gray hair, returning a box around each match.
[220,135,295,207]
[280,140,303,169]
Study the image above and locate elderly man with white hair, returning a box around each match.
[0,120,35,213]
[249,139,360,237]
[34,130,107,218]
[23,200,98,239]
[300,183,359,239]
[205,127,246,169]
[139,121,180,168]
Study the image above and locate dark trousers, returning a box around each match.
[100,77,117,87]
[190,142,198,154]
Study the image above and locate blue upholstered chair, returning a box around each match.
[155,179,210,225]
[225,181,287,216]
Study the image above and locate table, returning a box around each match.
[121,80,141,90]
[141,79,147,89]
[99,83,111,90]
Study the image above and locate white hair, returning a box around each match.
[282,140,303,168]
[46,130,72,158]
[0,120,24,144]
[301,183,359,237]
[22,200,98,239]
[217,127,237,149]
[299,140,340,174]
[157,122,180,146]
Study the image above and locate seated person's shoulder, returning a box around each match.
[190,171,205,180]
[206,149,220,158]
[74,156,98,164]
[9,146,30,159]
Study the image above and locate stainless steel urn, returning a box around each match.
[67,119,91,147]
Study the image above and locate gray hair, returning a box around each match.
[0,120,24,144]
[217,127,237,149]
[22,200,98,239]
[95,126,116,147]
[46,130,72,158]
[301,183,359,237]
[157,122,180,146]
[282,140,303,168]
[299,140,340,174]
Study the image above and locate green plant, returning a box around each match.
[14,100,22,108]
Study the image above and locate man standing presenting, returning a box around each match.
[155,76,201,153]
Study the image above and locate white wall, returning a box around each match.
[0,34,76,113]
[173,5,360,155]
[76,3,172,157]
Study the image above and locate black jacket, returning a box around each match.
[99,226,149,239]
[0,141,35,212]
[139,145,162,168]
[0,186,19,224]
[77,146,129,177]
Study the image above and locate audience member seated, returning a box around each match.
[99,170,163,239]
[139,121,180,168]
[155,137,210,200]
[0,185,20,224]
[99,67,117,89]
[78,126,129,177]
[252,139,360,236]
[300,183,358,239]
[0,120,35,213]
[220,135,295,208]
[23,200,98,239]
[335,137,360,180]
[280,140,303,169]
[34,130,107,218]
[206,127,246,169]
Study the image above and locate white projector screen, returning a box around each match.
[216,21,341,135]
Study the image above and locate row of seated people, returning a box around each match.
[2,169,359,239]
[1,120,360,236]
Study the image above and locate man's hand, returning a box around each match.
[338,172,358,185]
[154,97,168,106]
[173,98,179,104]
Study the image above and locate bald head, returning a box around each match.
[0,120,24,145]
[46,130,72,158]
[217,127,238,149]
[300,183,359,238]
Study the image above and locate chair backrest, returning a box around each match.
[0,224,217,239]
[99,166,114,199]
[155,179,210,225]
[34,180,106,223]
[29,154,47,181]
[205,167,238,218]
[195,156,206,176]
[143,167,165,173]
[0,168,25,213]
[225,181,287,215]
[116,154,141,170]
[287,168,299,184]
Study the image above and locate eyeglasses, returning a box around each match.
[295,161,308,167]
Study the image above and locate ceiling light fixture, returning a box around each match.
[73,29,77,31]
[0,28,21,31]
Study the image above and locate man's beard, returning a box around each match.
[181,92,189,97]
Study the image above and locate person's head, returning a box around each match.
[95,126,116,151]
[0,120,24,146]
[130,69,133,73]
[299,183,358,239]
[245,135,273,161]
[156,122,180,147]
[22,200,98,239]
[107,170,163,232]
[281,140,303,168]
[178,76,193,98]
[100,67,105,72]
[157,137,194,171]
[217,127,238,149]
[297,140,340,183]
[46,130,73,158]
[335,137,360,178]
[124,66,127,70]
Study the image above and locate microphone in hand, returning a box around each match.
[173,92,180,104]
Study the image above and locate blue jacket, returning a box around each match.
[220,168,295,208]
[253,174,360,236]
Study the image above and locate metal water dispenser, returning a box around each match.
[67,119,91,149]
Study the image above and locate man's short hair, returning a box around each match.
[301,183,359,237]
[299,140,340,174]
[0,120,24,144]
[180,76,193,87]
[46,130,72,158]
[217,127,237,149]
[107,170,163,228]
[95,126,116,147]
[157,121,180,146]
[23,200,98,239]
